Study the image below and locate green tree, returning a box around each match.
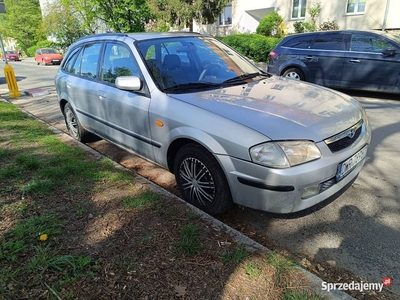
[148,0,228,30]
[0,0,45,52]
[90,0,154,32]
[41,0,87,49]
[256,11,284,38]
[61,0,101,34]
[307,1,322,31]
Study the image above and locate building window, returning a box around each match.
[291,0,307,19]
[346,0,366,14]
[219,6,232,26]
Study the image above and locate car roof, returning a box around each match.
[76,31,204,43]
[284,29,395,38]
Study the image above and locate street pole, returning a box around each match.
[382,0,390,31]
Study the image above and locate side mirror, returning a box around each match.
[381,48,397,57]
[115,76,142,91]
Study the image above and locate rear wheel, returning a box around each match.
[63,103,91,142]
[174,143,233,216]
[282,68,305,81]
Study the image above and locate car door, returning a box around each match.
[64,43,104,132]
[341,32,400,93]
[97,41,154,160]
[304,32,347,88]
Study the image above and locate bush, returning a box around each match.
[319,19,339,31]
[293,21,314,33]
[221,34,282,63]
[256,11,284,38]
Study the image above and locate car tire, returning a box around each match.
[282,68,305,81]
[63,103,91,143]
[174,143,233,216]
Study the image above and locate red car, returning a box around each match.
[3,50,20,61]
[35,48,63,65]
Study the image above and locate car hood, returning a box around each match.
[43,54,62,59]
[169,77,363,141]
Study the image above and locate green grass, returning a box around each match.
[122,190,160,209]
[0,102,138,297]
[244,261,262,279]
[283,290,324,300]
[222,243,249,264]
[265,251,298,275]
[175,222,203,256]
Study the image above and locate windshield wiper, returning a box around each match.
[163,82,220,92]
[222,72,270,84]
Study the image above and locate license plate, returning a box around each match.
[53,60,59,62]
[336,146,368,181]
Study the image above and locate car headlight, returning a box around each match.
[250,141,321,168]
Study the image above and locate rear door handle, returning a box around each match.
[349,59,361,63]
[304,56,313,60]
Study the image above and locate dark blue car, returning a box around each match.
[268,30,400,94]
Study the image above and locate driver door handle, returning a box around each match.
[349,59,361,63]
[97,90,107,100]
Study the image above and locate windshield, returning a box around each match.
[136,36,263,91]
[42,49,58,54]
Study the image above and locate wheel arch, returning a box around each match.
[279,60,309,81]
[167,137,218,174]
[59,98,68,115]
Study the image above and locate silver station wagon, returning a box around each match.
[55,32,371,216]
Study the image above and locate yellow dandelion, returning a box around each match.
[39,234,48,241]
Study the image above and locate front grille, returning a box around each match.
[325,119,363,153]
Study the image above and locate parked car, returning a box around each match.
[35,48,63,65]
[268,30,400,94]
[55,32,371,216]
[3,50,20,61]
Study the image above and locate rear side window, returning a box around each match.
[62,47,81,74]
[310,33,345,51]
[282,35,317,49]
[350,33,394,53]
[79,44,102,79]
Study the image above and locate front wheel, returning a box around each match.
[282,68,305,81]
[63,103,91,142]
[174,143,233,216]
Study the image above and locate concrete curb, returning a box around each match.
[1,97,354,300]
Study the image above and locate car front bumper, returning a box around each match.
[217,123,371,214]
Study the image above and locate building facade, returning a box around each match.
[193,0,400,36]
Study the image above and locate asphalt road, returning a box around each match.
[2,58,400,295]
